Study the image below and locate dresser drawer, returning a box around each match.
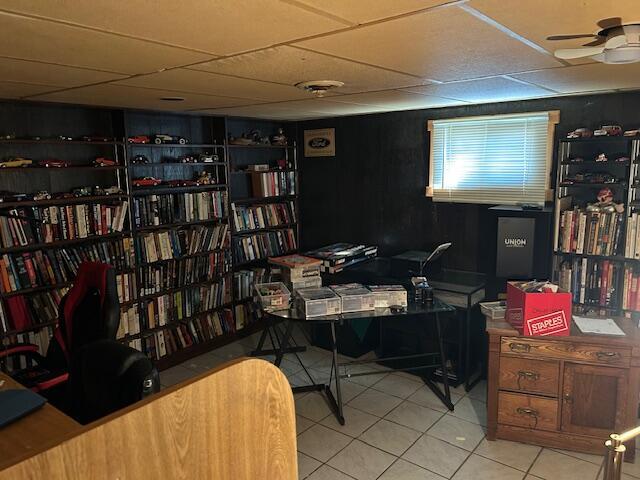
[501,337,630,366]
[498,391,558,432]
[499,357,559,396]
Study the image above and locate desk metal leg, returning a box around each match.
[423,312,454,410]
[274,320,294,367]
[250,320,306,358]
[464,300,472,391]
[327,322,345,425]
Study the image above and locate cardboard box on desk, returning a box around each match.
[506,281,571,336]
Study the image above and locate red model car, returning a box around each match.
[127,135,151,144]
[93,157,117,167]
[39,159,69,168]
[133,177,162,187]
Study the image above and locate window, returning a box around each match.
[427,111,558,205]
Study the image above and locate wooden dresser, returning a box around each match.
[486,317,640,461]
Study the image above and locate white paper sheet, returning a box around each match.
[573,316,625,336]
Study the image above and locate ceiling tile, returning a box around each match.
[403,76,556,103]
[513,63,640,94]
[289,0,450,24]
[26,84,259,111]
[328,90,466,109]
[0,12,211,74]
[277,99,390,116]
[117,68,311,102]
[295,6,563,81]
[469,0,640,64]
[0,81,60,98]
[0,57,126,87]
[0,1,346,55]
[194,103,323,120]
[190,45,424,94]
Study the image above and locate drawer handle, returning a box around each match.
[517,370,540,390]
[509,342,531,353]
[596,351,620,360]
[516,407,539,428]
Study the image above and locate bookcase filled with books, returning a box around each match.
[0,103,133,356]
[553,133,640,319]
[227,118,298,331]
[0,103,300,372]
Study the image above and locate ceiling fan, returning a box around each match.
[548,17,640,64]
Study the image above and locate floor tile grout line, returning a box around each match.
[523,447,544,478]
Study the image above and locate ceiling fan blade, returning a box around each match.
[583,38,606,47]
[554,46,605,59]
[597,17,623,30]
[605,34,628,49]
[547,34,596,41]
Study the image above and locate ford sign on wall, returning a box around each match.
[304,128,335,157]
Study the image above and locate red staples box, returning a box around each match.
[506,281,572,336]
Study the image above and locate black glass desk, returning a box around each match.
[264,299,455,425]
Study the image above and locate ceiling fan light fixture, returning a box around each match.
[295,80,344,97]
[601,46,640,64]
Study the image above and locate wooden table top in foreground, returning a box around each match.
[0,373,82,471]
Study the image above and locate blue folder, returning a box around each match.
[0,388,47,428]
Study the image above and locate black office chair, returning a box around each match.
[66,339,160,425]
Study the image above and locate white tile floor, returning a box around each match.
[159,330,630,480]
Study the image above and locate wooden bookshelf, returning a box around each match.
[553,134,640,317]
[0,104,298,372]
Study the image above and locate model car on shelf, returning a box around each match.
[624,129,640,137]
[152,134,188,145]
[178,155,197,163]
[567,156,584,163]
[0,134,15,140]
[196,171,214,185]
[0,191,26,202]
[93,157,117,167]
[57,135,74,141]
[595,153,608,162]
[199,153,218,163]
[39,159,69,168]
[164,179,198,187]
[594,125,622,136]
[93,185,124,196]
[81,135,112,142]
[561,172,620,186]
[133,177,162,187]
[0,157,33,167]
[131,154,150,164]
[73,186,93,197]
[566,128,592,139]
[127,135,151,144]
[32,191,51,201]
[615,156,630,163]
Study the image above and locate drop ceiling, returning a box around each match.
[0,0,638,120]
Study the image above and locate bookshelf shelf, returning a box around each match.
[234,223,297,234]
[0,231,131,254]
[0,165,126,172]
[128,143,223,149]
[227,144,293,150]
[0,194,128,209]
[131,162,226,167]
[231,195,296,205]
[1,320,59,337]
[554,135,640,316]
[135,273,232,303]
[0,281,72,298]
[230,169,296,175]
[134,217,227,233]
[136,248,229,268]
[131,184,227,196]
[0,139,124,146]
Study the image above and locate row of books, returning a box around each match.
[250,171,296,198]
[233,229,297,264]
[0,289,67,333]
[559,208,624,256]
[0,238,133,293]
[233,268,270,300]
[134,224,229,264]
[116,272,137,304]
[125,309,236,360]
[138,253,231,296]
[139,278,232,329]
[1,326,53,366]
[234,302,262,330]
[0,202,129,248]
[625,213,640,259]
[132,191,227,227]
[231,201,296,232]
[622,265,640,312]
[307,243,379,274]
[117,302,141,339]
[557,258,620,308]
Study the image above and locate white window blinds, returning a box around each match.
[429,112,553,205]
